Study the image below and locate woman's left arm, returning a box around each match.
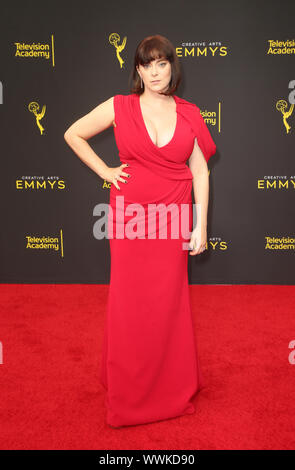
[188,139,210,256]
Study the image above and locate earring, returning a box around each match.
[140,76,143,88]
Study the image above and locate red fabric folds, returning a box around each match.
[100,92,216,428]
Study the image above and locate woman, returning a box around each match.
[64,34,216,428]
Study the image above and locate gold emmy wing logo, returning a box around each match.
[109,33,127,68]
[276,99,294,134]
[28,101,46,135]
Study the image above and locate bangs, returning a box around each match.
[137,42,172,66]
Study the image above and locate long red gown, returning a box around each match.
[100,92,216,427]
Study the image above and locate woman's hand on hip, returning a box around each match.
[103,163,130,191]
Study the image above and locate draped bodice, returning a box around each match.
[112,93,216,182]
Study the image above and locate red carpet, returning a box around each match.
[0,284,294,450]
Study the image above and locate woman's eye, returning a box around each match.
[159,62,167,66]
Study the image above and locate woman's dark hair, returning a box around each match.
[129,35,181,96]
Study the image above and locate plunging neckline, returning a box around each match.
[136,93,179,150]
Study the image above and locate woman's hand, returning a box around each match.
[103,163,130,190]
[189,224,208,256]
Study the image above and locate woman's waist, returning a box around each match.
[110,163,192,206]
[117,155,193,182]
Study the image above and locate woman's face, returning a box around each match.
[136,57,172,93]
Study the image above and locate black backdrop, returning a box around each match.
[0,0,294,284]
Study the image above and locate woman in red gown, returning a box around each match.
[65,35,216,428]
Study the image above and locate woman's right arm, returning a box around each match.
[64,96,117,181]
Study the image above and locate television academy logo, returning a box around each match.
[265,236,295,251]
[267,39,295,55]
[26,231,64,257]
[14,35,55,67]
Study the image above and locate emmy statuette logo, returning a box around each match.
[28,101,46,135]
[109,33,127,68]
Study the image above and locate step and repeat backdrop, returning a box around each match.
[0,0,294,284]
